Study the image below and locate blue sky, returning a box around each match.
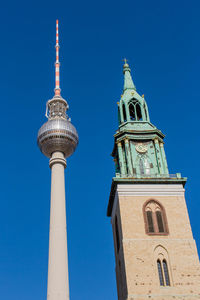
[0,0,200,299]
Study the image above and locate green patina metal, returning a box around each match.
[107,61,186,216]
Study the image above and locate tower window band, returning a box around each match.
[143,200,168,235]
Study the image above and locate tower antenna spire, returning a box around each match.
[55,19,61,96]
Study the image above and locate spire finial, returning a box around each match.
[123,59,136,91]
[54,20,61,96]
[123,58,128,65]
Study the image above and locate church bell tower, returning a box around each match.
[107,61,200,299]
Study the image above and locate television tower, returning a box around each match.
[37,20,78,300]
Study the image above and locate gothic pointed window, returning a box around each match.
[129,99,143,121]
[136,103,142,120]
[156,259,171,286]
[154,246,171,287]
[157,260,164,286]
[146,210,154,233]
[129,103,136,120]
[143,200,168,235]
[156,210,164,233]
[163,260,170,286]
[122,104,127,122]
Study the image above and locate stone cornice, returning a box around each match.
[107,179,187,217]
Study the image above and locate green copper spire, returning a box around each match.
[118,60,150,125]
[111,61,175,179]
[123,59,136,91]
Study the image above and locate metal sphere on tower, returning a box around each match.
[37,94,78,158]
[37,20,78,159]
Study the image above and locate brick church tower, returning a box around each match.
[107,61,200,299]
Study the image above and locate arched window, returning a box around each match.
[157,259,171,286]
[143,200,168,235]
[146,210,154,233]
[122,104,127,122]
[157,260,164,286]
[156,210,164,233]
[136,103,142,120]
[163,260,170,286]
[115,216,120,252]
[154,246,171,287]
[129,99,143,121]
[129,103,136,120]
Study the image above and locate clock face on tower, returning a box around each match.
[135,143,148,153]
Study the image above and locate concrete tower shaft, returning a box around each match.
[47,152,69,300]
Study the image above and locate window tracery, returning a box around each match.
[128,100,142,121]
[157,259,171,286]
[154,246,171,287]
[143,200,168,235]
